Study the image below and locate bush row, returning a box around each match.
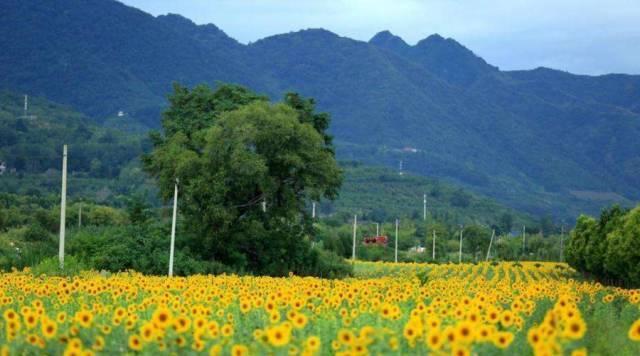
[566,205,640,287]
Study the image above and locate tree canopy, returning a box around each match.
[143,83,343,275]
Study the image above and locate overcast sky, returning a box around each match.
[120,0,640,75]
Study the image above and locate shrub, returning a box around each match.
[31,255,87,277]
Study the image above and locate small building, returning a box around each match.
[363,236,388,246]
[0,161,6,175]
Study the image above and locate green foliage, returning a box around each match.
[327,164,532,227]
[143,84,343,276]
[0,91,149,178]
[567,204,640,287]
[67,224,231,276]
[30,255,87,277]
[604,206,640,286]
[3,0,640,218]
[0,227,57,271]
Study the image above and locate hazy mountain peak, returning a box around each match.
[157,13,195,26]
[156,13,239,47]
[417,33,445,44]
[369,30,411,55]
[252,28,342,47]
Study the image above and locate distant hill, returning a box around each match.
[1,0,639,218]
[0,91,529,227]
[329,163,532,227]
[0,91,148,178]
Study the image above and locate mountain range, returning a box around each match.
[1,0,639,219]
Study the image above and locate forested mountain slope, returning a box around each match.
[1,0,639,218]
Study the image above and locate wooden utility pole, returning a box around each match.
[395,219,399,263]
[486,229,495,261]
[423,194,427,221]
[168,179,178,277]
[58,145,67,269]
[352,215,358,261]
[432,230,436,260]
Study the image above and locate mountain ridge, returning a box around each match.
[1,0,639,219]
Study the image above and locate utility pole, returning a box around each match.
[312,202,316,219]
[560,225,564,262]
[78,205,82,228]
[58,145,68,269]
[352,215,357,261]
[395,219,399,263]
[432,229,436,260]
[458,225,463,263]
[375,222,379,236]
[168,179,179,277]
[423,194,427,221]
[486,229,495,261]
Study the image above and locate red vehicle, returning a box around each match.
[363,236,388,246]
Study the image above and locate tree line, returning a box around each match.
[566,205,640,287]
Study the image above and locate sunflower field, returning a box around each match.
[1,262,639,355]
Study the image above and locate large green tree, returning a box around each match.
[143,84,343,275]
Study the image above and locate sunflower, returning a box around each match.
[455,320,475,344]
[270,311,281,323]
[527,327,542,347]
[209,344,222,356]
[493,331,514,349]
[563,318,587,340]
[175,335,186,347]
[388,336,399,351]
[571,348,587,356]
[41,319,58,339]
[92,336,105,351]
[628,319,640,341]
[426,329,443,350]
[240,300,251,313]
[101,324,112,335]
[128,334,143,351]
[267,324,291,347]
[173,315,191,334]
[74,310,93,328]
[337,329,355,346]
[207,320,220,338]
[403,322,419,342]
[476,324,494,342]
[221,323,234,337]
[486,307,500,324]
[3,309,17,321]
[500,310,515,328]
[444,326,457,344]
[451,344,470,356]
[151,307,173,329]
[306,336,321,351]
[231,344,249,356]
[24,312,38,329]
[140,322,156,342]
[293,314,308,329]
